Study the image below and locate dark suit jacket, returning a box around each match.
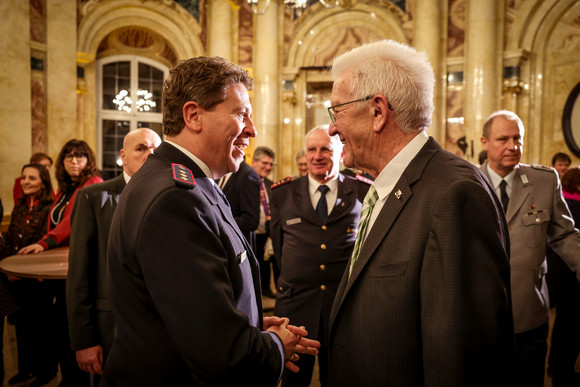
[222,161,261,249]
[480,162,580,333]
[328,138,518,386]
[270,173,368,342]
[102,142,283,387]
[67,174,125,355]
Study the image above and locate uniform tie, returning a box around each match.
[316,185,330,223]
[499,179,509,212]
[214,184,231,212]
[348,185,379,279]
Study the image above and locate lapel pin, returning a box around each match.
[394,189,402,199]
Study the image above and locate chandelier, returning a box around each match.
[232,0,358,16]
[112,89,157,113]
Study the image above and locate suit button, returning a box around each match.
[320,285,326,291]
[535,217,541,223]
[320,265,326,271]
[320,244,326,250]
[322,225,327,231]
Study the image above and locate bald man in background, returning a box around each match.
[67,128,161,384]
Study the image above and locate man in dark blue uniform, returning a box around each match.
[103,56,319,387]
[270,125,369,387]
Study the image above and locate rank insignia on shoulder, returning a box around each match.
[530,163,553,172]
[356,174,374,185]
[172,163,196,189]
[271,176,293,189]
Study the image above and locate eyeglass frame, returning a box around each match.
[63,152,89,162]
[327,95,393,125]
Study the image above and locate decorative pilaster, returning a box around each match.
[208,0,234,60]
[0,0,31,213]
[464,0,502,161]
[46,0,79,155]
[252,0,280,167]
[414,0,446,145]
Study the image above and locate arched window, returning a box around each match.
[96,56,168,178]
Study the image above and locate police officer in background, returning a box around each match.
[270,125,369,387]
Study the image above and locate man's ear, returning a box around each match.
[371,95,389,133]
[480,136,488,150]
[183,101,202,132]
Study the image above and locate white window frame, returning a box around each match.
[95,55,168,171]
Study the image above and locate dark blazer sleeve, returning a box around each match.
[420,178,514,384]
[67,184,101,350]
[231,166,261,235]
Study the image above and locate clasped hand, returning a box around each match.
[264,316,321,373]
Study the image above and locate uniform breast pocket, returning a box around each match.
[521,209,550,248]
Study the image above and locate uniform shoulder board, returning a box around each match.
[356,174,374,185]
[530,163,554,172]
[172,163,196,189]
[271,176,293,189]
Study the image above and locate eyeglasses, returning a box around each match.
[64,152,88,162]
[327,95,393,125]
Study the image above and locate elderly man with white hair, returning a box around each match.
[326,40,519,386]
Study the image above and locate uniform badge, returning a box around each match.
[520,174,530,185]
[172,163,196,189]
[271,176,293,189]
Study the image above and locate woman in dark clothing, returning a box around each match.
[1,164,54,385]
[19,140,103,387]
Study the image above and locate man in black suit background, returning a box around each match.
[218,160,261,250]
[67,128,161,384]
[251,146,278,297]
[270,125,369,387]
[102,56,318,386]
[326,40,518,386]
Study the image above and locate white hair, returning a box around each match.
[304,124,343,153]
[331,40,434,134]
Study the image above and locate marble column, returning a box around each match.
[0,0,31,213]
[207,0,234,60]
[464,0,501,161]
[253,0,280,169]
[413,0,445,145]
[46,0,79,157]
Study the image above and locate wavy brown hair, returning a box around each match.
[55,139,100,193]
[162,56,253,137]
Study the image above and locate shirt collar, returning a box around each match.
[373,131,429,200]
[123,170,131,184]
[308,174,338,197]
[486,163,516,190]
[165,140,213,179]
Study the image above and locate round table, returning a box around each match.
[0,246,69,279]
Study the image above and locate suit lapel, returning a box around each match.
[506,167,530,223]
[295,176,320,224]
[330,138,440,326]
[479,161,529,223]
